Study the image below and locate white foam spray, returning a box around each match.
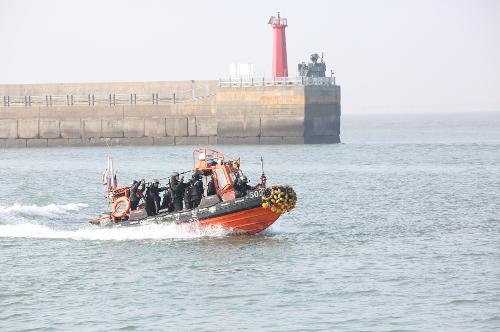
[0,221,230,241]
[0,202,254,241]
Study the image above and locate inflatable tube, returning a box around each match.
[112,196,131,218]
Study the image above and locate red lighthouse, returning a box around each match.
[268,12,288,78]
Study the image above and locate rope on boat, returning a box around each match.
[261,185,297,215]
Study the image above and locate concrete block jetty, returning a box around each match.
[0,78,341,148]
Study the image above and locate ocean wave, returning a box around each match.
[0,203,88,219]
[0,222,230,241]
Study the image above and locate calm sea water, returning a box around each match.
[1,112,499,331]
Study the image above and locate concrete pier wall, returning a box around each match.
[304,85,341,143]
[215,85,306,144]
[0,80,341,148]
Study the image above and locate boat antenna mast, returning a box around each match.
[260,156,267,188]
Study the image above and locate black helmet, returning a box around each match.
[241,175,248,183]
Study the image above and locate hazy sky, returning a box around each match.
[1,0,499,112]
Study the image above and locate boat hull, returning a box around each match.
[199,206,280,234]
[92,188,282,234]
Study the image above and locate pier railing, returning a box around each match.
[1,78,337,107]
[1,86,216,107]
[218,76,336,88]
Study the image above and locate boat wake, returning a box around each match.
[0,222,231,241]
[0,202,231,241]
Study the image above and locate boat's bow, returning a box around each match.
[199,184,297,234]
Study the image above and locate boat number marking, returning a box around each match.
[248,189,264,199]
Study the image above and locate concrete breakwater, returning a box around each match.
[0,79,340,148]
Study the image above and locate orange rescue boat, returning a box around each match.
[89,148,297,234]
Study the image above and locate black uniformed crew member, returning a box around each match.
[160,189,173,212]
[169,172,189,211]
[184,180,192,210]
[145,179,166,216]
[129,179,145,211]
[206,175,216,196]
[234,175,254,198]
[190,171,204,208]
